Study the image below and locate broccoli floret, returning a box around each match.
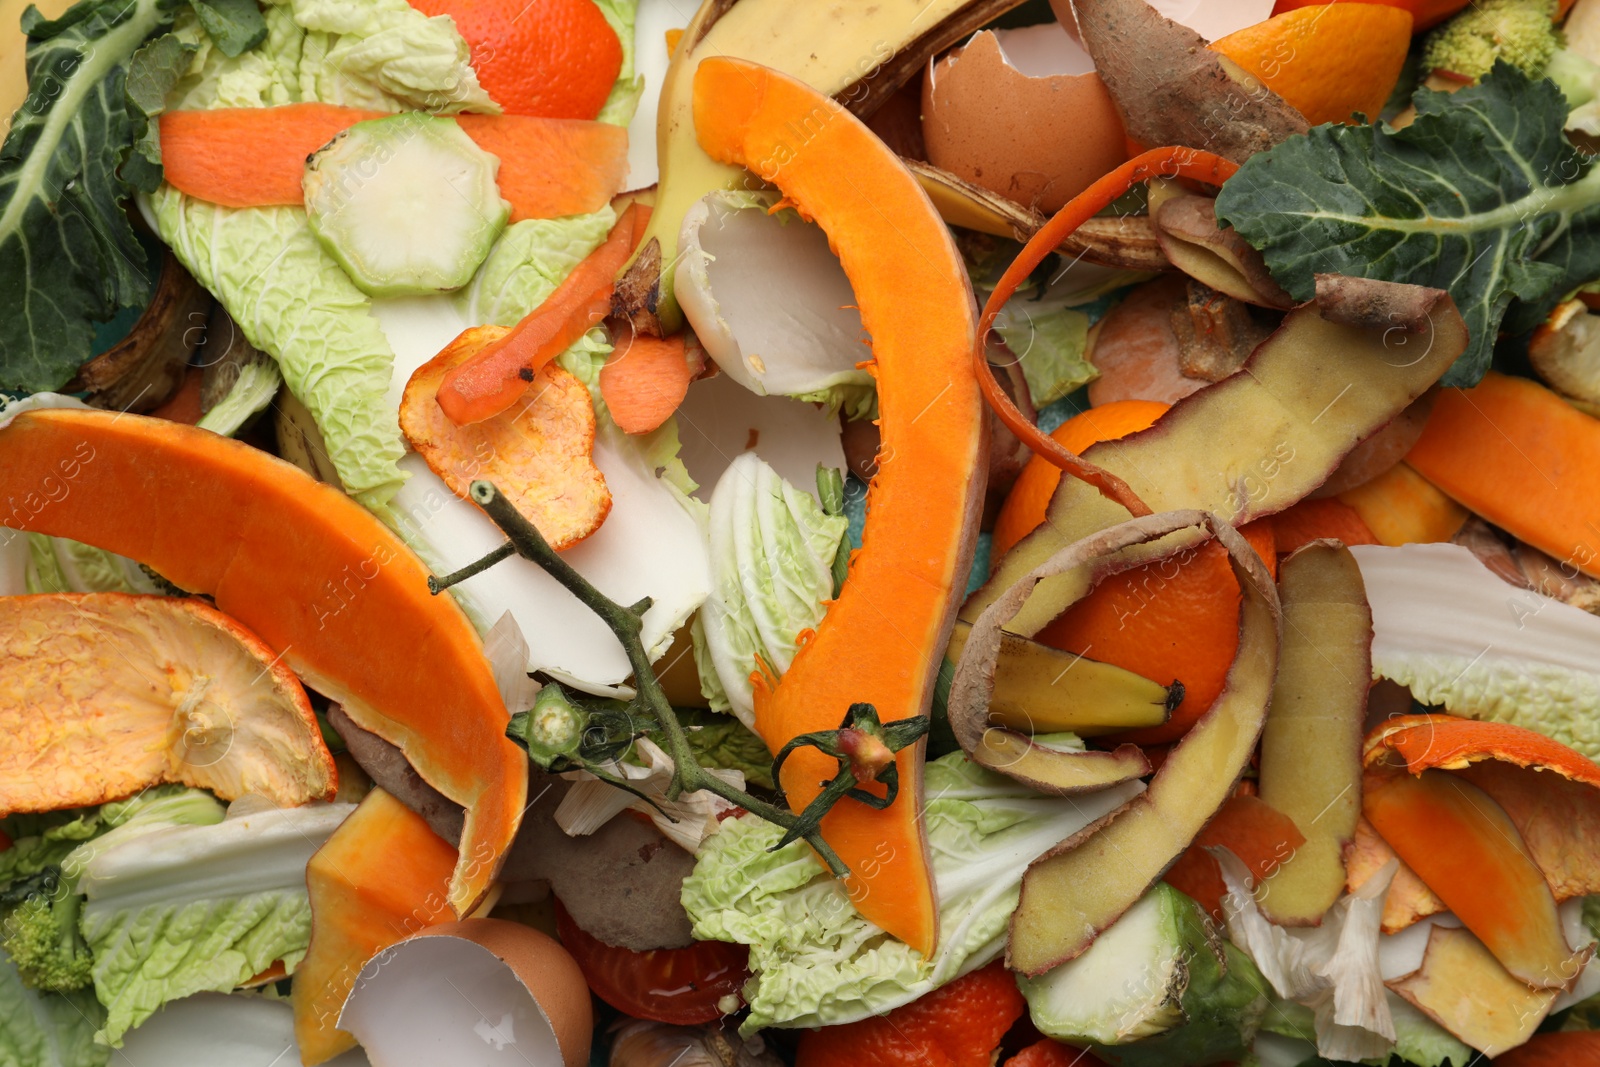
[1423,0,1561,79]
[0,872,93,993]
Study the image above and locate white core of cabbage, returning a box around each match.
[675,192,873,401]
[371,297,712,690]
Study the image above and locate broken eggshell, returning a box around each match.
[340,919,592,1067]
[922,25,1127,215]
[675,370,848,501]
[675,190,874,404]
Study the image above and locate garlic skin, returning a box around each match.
[609,1019,784,1067]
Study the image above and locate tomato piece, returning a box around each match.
[1004,1039,1109,1067]
[796,962,1026,1067]
[553,900,750,1024]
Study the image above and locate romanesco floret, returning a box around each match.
[1423,0,1561,79]
[0,875,93,992]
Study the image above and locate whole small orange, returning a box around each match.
[990,399,1170,559]
[410,0,623,119]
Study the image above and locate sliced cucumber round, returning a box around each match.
[304,114,510,298]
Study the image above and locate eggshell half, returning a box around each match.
[339,918,592,1067]
[922,26,1127,214]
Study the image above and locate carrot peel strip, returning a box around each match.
[437,201,650,425]
[975,148,1241,518]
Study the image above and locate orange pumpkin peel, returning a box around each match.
[0,409,526,917]
[293,789,459,1064]
[693,57,987,956]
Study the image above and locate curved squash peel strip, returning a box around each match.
[1365,713,1600,786]
[0,409,526,917]
[401,325,611,550]
[293,788,458,1065]
[1364,713,1600,904]
[692,58,987,956]
[979,509,1281,975]
[0,592,334,811]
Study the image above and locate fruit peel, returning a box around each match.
[0,592,334,812]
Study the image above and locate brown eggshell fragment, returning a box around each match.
[340,918,592,1067]
[922,25,1127,214]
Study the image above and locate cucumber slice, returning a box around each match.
[1018,882,1270,1064]
[1018,884,1198,1045]
[304,114,510,298]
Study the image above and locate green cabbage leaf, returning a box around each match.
[681,753,1142,1033]
[1352,542,1600,759]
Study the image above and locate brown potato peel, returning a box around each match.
[969,509,1279,974]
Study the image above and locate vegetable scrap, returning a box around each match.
[0,592,335,812]
[6,0,1600,1061]
[159,105,630,220]
[402,325,613,550]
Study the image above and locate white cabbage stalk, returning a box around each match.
[554,738,744,854]
[484,610,541,714]
[1352,543,1600,759]
[1215,847,1398,1060]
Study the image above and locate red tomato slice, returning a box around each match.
[554,900,751,1024]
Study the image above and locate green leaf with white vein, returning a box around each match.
[0,950,106,1067]
[150,190,406,508]
[0,0,176,392]
[1216,63,1600,386]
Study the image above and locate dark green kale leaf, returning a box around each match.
[122,30,196,193]
[0,0,181,392]
[188,0,265,58]
[1216,63,1600,386]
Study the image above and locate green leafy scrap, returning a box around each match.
[122,31,197,192]
[188,0,266,57]
[0,948,107,1067]
[0,0,177,392]
[1216,64,1600,386]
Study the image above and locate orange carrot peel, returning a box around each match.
[437,201,650,426]
[159,104,629,222]
[599,329,703,435]
[975,147,1239,517]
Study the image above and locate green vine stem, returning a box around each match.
[434,480,929,878]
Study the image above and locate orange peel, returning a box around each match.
[401,325,611,551]
[0,592,335,811]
